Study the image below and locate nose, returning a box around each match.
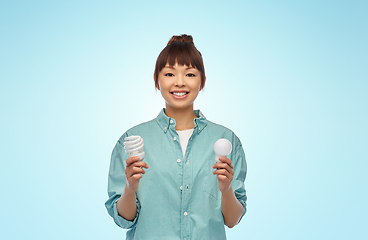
[175,75,185,87]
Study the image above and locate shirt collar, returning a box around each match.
[156,108,208,134]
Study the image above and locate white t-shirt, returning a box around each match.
[176,128,194,159]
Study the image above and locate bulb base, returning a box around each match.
[215,154,227,163]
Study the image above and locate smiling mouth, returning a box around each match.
[171,92,189,96]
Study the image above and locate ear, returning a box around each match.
[154,75,160,90]
[199,76,206,91]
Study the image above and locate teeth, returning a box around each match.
[172,92,187,96]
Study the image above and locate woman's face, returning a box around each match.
[157,63,203,111]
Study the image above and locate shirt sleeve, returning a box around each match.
[105,134,141,229]
[231,144,247,224]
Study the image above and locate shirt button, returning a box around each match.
[170,119,173,124]
[180,186,183,190]
[198,127,201,130]
[177,159,181,163]
[186,185,189,189]
[173,137,176,141]
[187,161,189,164]
[164,127,167,130]
[184,212,188,216]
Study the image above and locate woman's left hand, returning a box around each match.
[212,156,234,193]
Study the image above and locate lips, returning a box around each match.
[170,91,189,99]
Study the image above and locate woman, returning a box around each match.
[105,34,247,240]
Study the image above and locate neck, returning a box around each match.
[165,105,197,131]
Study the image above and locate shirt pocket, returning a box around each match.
[203,158,221,200]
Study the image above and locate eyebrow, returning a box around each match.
[163,66,196,70]
[185,67,196,70]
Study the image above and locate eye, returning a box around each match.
[186,73,195,77]
[165,73,174,77]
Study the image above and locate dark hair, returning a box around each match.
[154,34,206,90]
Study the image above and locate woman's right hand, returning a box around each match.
[125,156,149,193]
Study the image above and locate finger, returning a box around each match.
[219,156,232,166]
[217,174,228,182]
[128,167,146,178]
[218,157,234,172]
[212,163,234,176]
[217,173,232,185]
[132,167,146,174]
[213,168,232,180]
[130,173,142,180]
[212,162,230,169]
[130,161,149,169]
[125,162,148,176]
[126,158,149,170]
[132,166,146,174]
[126,156,141,166]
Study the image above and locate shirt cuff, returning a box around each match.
[112,199,139,229]
[232,180,247,223]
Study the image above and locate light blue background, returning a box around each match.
[1,0,367,239]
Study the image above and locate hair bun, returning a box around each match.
[167,34,194,45]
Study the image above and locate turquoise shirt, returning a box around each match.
[105,109,247,240]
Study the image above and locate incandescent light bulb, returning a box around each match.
[214,138,232,163]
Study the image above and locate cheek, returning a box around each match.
[158,78,167,89]
[194,79,202,91]
[158,81,171,95]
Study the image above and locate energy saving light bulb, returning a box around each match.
[214,138,232,163]
[124,135,145,160]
